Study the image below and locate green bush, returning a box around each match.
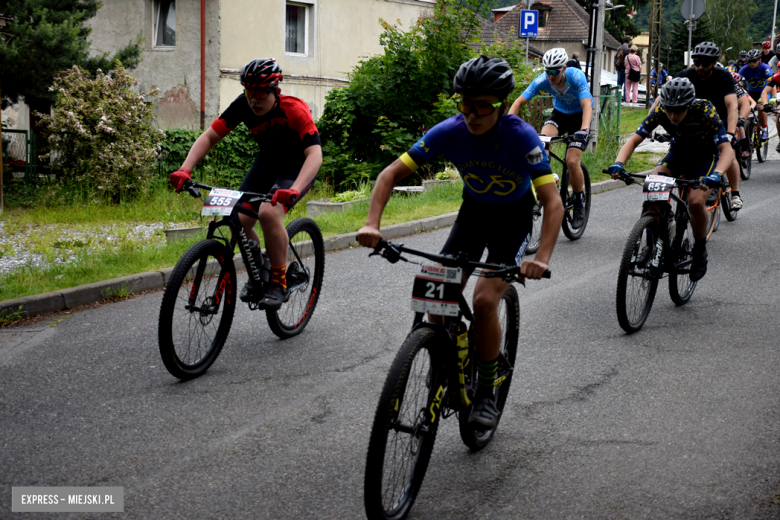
[158,126,257,189]
[37,63,162,201]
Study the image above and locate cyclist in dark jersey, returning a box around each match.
[607,78,734,282]
[358,56,563,431]
[169,58,322,309]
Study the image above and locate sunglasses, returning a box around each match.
[456,99,503,117]
[545,68,563,76]
[748,59,760,64]
[692,59,715,68]
[664,105,689,114]
[244,88,274,100]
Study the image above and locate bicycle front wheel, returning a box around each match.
[705,189,719,240]
[458,284,520,451]
[526,200,543,255]
[266,217,325,339]
[561,162,591,240]
[364,327,443,520]
[669,210,697,305]
[616,216,659,333]
[741,141,752,180]
[756,124,767,163]
[158,239,237,380]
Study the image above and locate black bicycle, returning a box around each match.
[607,169,703,333]
[157,180,325,380]
[526,134,591,254]
[363,240,549,520]
[736,115,753,180]
[748,104,769,164]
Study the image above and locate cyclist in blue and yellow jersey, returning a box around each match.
[508,48,593,229]
[607,78,734,282]
[739,49,772,142]
[358,55,564,431]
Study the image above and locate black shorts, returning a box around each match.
[543,109,589,151]
[657,146,718,180]
[238,155,316,212]
[749,91,763,103]
[440,190,533,274]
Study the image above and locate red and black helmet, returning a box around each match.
[731,72,742,82]
[240,58,283,88]
[772,70,780,84]
[763,40,772,49]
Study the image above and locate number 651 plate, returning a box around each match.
[411,264,462,317]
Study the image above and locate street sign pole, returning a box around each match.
[518,8,538,63]
[590,0,605,152]
[681,0,705,66]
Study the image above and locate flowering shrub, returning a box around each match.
[38,63,163,201]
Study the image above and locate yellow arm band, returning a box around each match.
[399,153,419,172]
[532,174,556,189]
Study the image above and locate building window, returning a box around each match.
[538,10,550,28]
[154,0,176,47]
[286,3,308,55]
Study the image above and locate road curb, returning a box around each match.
[0,178,630,319]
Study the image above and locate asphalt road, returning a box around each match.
[2,161,780,519]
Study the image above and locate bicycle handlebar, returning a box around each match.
[601,169,715,189]
[370,240,551,282]
[182,179,272,204]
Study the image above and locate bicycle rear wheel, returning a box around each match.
[561,163,591,240]
[616,216,659,333]
[158,239,237,380]
[266,217,325,339]
[669,210,697,305]
[458,284,520,451]
[740,139,752,180]
[365,327,443,520]
[526,200,543,255]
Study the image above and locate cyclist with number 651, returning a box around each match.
[358,55,563,431]
[508,48,593,230]
[168,58,322,310]
[607,78,734,282]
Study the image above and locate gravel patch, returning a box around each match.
[0,221,184,275]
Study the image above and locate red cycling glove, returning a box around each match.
[271,188,299,208]
[169,169,192,193]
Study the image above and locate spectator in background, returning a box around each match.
[650,62,669,86]
[617,36,631,101]
[566,52,582,70]
[624,45,642,103]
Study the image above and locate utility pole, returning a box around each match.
[589,0,605,151]
[646,0,662,108]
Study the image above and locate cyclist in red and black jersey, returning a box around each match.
[169,58,322,309]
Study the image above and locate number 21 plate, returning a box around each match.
[411,264,462,317]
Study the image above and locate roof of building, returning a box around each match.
[468,14,544,58]
[495,1,621,49]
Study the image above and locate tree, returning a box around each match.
[666,18,716,75]
[0,0,142,112]
[703,0,756,62]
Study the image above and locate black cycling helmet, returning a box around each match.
[728,60,736,66]
[691,42,720,59]
[453,55,516,100]
[240,58,283,88]
[659,77,696,109]
[747,49,762,61]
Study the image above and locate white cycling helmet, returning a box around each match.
[543,48,569,69]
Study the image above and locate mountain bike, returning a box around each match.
[157,180,325,380]
[607,169,703,333]
[363,240,549,520]
[526,134,591,254]
[748,105,769,163]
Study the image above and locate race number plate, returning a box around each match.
[538,135,552,144]
[642,175,675,201]
[202,188,244,216]
[411,264,462,317]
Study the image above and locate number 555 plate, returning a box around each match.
[411,264,462,317]
[202,188,244,216]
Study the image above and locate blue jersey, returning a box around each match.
[520,67,593,114]
[400,114,554,205]
[738,63,771,93]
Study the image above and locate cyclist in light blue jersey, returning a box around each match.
[509,48,593,229]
